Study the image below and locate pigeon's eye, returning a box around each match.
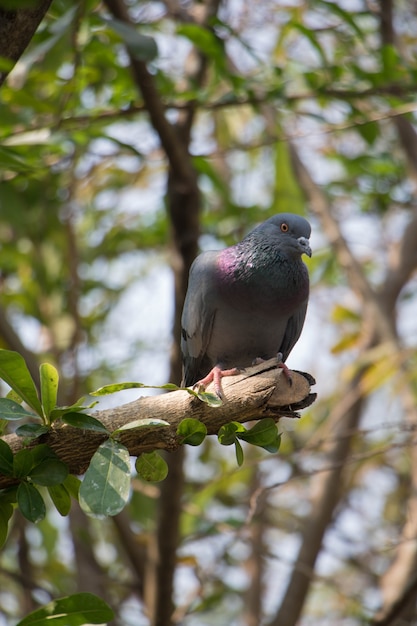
[280,223,289,232]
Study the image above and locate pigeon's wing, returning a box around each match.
[278,299,308,362]
[181,252,219,387]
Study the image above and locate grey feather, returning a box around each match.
[181,213,311,388]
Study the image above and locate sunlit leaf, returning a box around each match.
[16,592,114,626]
[0,350,43,417]
[113,418,170,434]
[40,362,59,421]
[272,141,305,215]
[331,331,361,354]
[90,381,180,396]
[195,390,223,407]
[136,451,168,482]
[331,305,360,324]
[79,440,131,517]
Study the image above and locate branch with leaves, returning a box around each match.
[0,350,314,535]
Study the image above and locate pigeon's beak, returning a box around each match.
[298,236,312,257]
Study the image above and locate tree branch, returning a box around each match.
[0,1,53,86]
[272,137,416,626]
[267,370,366,626]
[0,361,315,489]
[368,3,417,623]
[290,141,402,344]
[99,3,205,624]
[102,0,196,190]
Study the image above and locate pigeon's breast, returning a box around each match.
[208,254,309,368]
[215,252,309,316]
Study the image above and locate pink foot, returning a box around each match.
[194,365,240,399]
[276,352,292,385]
[252,354,292,385]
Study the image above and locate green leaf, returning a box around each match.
[177,418,207,446]
[0,439,14,476]
[29,458,69,486]
[13,444,56,478]
[79,440,131,517]
[13,449,35,479]
[259,433,282,454]
[31,444,58,465]
[316,0,364,39]
[17,482,46,523]
[15,423,50,438]
[15,592,114,626]
[0,502,13,548]
[218,423,249,466]
[291,22,327,65]
[39,362,59,421]
[49,396,98,421]
[0,146,37,173]
[62,412,110,434]
[177,24,225,68]
[195,390,223,407]
[136,451,168,482]
[218,422,246,446]
[6,389,24,404]
[0,398,37,421]
[63,474,81,500]
[272,141,305,215]
[238,418,281,452]
[358,121,379,146]
[0,350,43,417]
[90,381,180,396]
[102,17,158,61]
[112,418,170,434]
[235,439,244,467]
[183,385,223,407]
[47,484,71,516]
[381,44,401,81]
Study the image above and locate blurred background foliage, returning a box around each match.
[1,0,417,624]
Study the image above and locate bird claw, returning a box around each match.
[251,357,265,366]
[193,365,241,399]
[276,352,293,386]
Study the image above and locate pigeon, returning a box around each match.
[181,213,312,397]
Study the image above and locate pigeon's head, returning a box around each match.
[254,213,312,258]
